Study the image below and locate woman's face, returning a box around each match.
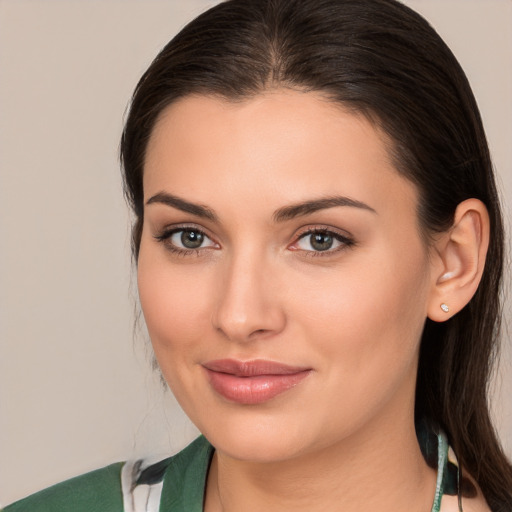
[138,90,436,462]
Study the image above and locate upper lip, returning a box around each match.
[202,359,311,377]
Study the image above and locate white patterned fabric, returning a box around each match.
[121,459,165,512]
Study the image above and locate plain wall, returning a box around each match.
[0,0,510,505]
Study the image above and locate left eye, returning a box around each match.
[294,230,352,252]
[167,228,217,250]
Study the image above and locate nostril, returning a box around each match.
[248,329,269,338]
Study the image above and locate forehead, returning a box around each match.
[143,90,418,223]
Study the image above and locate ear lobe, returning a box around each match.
[427,199,490,322]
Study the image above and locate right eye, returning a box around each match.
[155,227,218,254]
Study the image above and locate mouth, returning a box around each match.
[202,359,312,405]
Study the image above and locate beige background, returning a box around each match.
[0,0,510,505]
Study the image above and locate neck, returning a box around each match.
[204,409,437,512]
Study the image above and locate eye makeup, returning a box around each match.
[153,224,219,257]
[153,222,356,259]
[289,225,356,258]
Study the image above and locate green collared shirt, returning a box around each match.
[3,427,457,512]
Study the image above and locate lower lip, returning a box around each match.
[204,369,311,405]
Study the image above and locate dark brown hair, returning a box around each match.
[120,0,512,508]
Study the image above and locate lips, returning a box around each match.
[202,359,312,405]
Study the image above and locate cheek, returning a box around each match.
[137,245,211,359]
[291,243,430,381]
[136,248,216,419]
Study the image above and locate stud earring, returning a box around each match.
[440,303,450,313]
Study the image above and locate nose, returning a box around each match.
[211,250,286,343]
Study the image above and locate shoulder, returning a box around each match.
[2,437,213,512]
[2,462,124,512]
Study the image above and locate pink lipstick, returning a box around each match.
[202,359,311,404]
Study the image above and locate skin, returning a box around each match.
[137,90,488,511]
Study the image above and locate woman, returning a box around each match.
[4,0,511,511]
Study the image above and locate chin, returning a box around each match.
[192,408,328,464]
[211,431,308,463]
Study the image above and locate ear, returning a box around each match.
[427,198,490,322]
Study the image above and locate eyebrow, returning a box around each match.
[146,192,218,221]
[272,196,376,222]
[146,192,376,223]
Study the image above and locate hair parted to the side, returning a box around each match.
[120,0,512,509]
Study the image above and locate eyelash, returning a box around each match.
[153,225,355,258]
[292,227,355,257]
[153,225,217,257]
